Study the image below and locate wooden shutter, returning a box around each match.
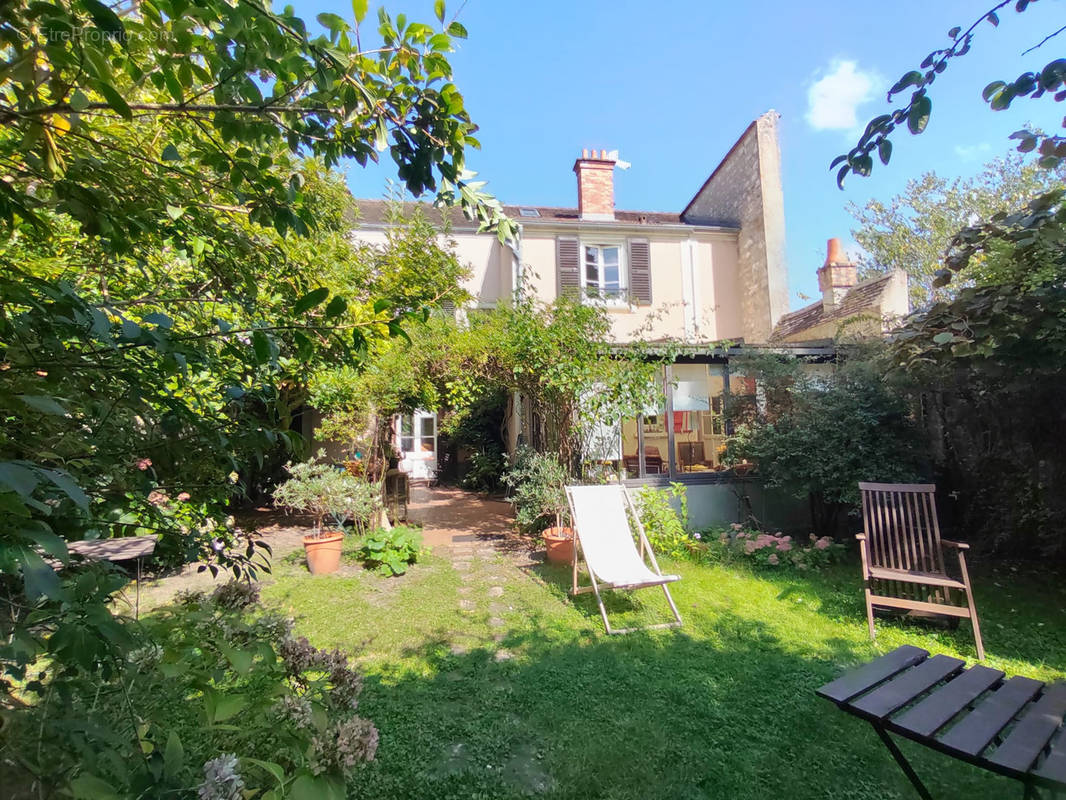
[629,239,651,305]
[556,236,580,297]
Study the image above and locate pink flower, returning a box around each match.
[737,532,747,539]
[136,458,152,471]
[768,554,779,565]
[744,541,757,554]
[147,490,168,506]
[815,537,831,550]
[176,492,191,502]
[777,541,792,552]
[730,523,743,531]
[781,535,791,542]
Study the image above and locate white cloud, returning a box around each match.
[954,142,991,160]
[806,60,881,132]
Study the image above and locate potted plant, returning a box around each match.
[504,448,575,565]
[273,452,379,575]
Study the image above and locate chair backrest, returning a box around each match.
[859,482,945,574]
[566,485,650,585]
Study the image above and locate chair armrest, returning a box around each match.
[855,533,866,541]
[942,539,970,551]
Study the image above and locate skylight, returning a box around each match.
[518,208,540,218]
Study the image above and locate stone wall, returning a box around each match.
[681,111,789,343]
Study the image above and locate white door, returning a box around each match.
[397,411,437,481]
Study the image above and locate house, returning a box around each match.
[343,111,878,531]
[771,238,909,343]
[351,112,789,484]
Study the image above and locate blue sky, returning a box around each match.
[294,0,1065,307]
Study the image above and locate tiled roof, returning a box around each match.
[770,272,897,342]
[349,199,697,229]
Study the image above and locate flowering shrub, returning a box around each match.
[7,582,378,798]
[634,483,707,561]
[712,523,846,570]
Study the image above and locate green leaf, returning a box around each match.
[243,758,285,786]
[143,312,173,328]
[877,139,892,166]
[163,731,184,779]
[888,70,923,96]
[316,12,348,33]
[208,692,247,723]
[41,468,89,509]
[252,331,272,365]
[70,773,121,800]
[160,144,181,161]
[448,21,467,38]
[165,205,185,221]
[0,462,40,496]
[290,773,346,800]
[932,331,955,344]
[95,82,132,120]
[80,0,125,42]
[17,520,69,562]
[218,641,254,674]
[293,287,330,315]
[352,0,369,22]
[17,395,69,416]
[907,94,931,135]
[434,0,446,23]
[325,295,348,317]
[16,544,61,600]
[69,91,90,112]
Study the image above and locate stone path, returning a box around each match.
[407,484,532,661]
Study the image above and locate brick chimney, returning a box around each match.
[817,237,857,311]
[574,148,616,221]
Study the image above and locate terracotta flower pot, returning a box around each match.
[543,526,575,565]
[303,530,344,575]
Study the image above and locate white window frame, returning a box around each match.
[580,241,628,305]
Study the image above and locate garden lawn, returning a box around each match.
[260,538,1066,800]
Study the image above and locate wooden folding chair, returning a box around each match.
[858,482,985,660]
[565,484,682,635]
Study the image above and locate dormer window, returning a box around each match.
[583,243,626,301]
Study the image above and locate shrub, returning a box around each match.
[273,451,380,537]
[355,526,423,576]
[5,587,377,797]
[633,483,705,561]
[711,523,846,571]
[503,447,569,535]
[461,447,506,493]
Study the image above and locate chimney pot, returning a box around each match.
[817,237,857,310]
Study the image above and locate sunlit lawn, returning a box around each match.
[260,538,1066,800]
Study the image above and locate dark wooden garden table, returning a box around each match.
[817,645,1066,799]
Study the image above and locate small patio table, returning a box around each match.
[817,645,1066,799]
[67,535,158,618]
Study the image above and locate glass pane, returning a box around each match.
[419,437,435,453]
[584,247,599,285]
[419,417,434,438]
[673,365,727,473]
[603,247,619,266]
[621,367,666,478]
[604,263,619,292]
[400,436,414,452]
[400,415,413,436]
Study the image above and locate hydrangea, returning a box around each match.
[309,716,379,775]
[199,753,244,800]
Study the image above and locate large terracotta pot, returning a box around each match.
[303,530,344,575]
[543,526,575,565]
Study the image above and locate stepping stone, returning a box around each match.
[452,561,472,572]
[494,649,513,662]
[459,599,476,612]
[488,617,505,627]
[492,633,505,643]
[488,603,505,614]
[457,585,472,596]
[452,534,479,542]
[450,644,468,655]
[488,586,504,597]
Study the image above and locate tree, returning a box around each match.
[850,153,1066,306]
[725,351,926,535]
[833,1,1064,187]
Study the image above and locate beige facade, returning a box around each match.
[352,110,789,346]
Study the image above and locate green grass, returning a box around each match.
[260,541,1066,800]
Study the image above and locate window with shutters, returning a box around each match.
[580,241,628,304]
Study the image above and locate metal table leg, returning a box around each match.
[872,724,934,800]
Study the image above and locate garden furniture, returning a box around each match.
[858,482,985,659]
[67,535,158,618]
[564,484,682,634]
[818,644,1066,799]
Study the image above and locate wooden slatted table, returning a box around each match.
[68,535,157,618]
[817,646,1066,799]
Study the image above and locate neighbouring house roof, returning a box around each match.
[349,199,730,231]
[770,272,899,342]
